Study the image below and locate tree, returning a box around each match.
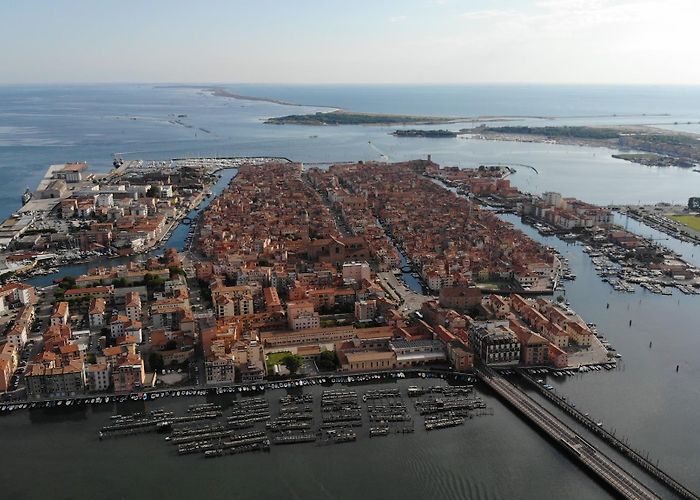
[144,273,166,293]
[556,295,565,303]
[281,354,303,375]
[112,277,129,288]
[169,266,185,278]
[317,350,339,371]
[198,279,212,305]
[149,353,164,373]
[57,275,76,291]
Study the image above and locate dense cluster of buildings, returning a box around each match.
[309,161,556,292]
[188,162,593,385]
[0,160,217,273]
[480,293,597,367]
[428,166,613,232]
[192,163,393,384]
[0,160,610,401]
[0,250,198,399]
[426,164,521,199]
[522,191,613,230]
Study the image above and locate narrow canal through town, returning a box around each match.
[25,168,238,288]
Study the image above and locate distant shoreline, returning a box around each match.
[459,124,700,168]
[154,85,681,128]
[265,110,525,126]
[391,129,457,138]
[205,87,301,107]
[264,110,677,127]
[155,85,341,109]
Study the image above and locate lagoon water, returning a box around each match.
[1,84,700,499]
[3,84,700,217]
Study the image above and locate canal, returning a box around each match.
[26,168,238,287]
[497,212,700,493]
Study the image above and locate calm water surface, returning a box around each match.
[2,84,700,498]
[0,379,614,500]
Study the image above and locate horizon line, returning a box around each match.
[2,81,700,87]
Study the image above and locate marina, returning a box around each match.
[0,366,629,414]
[88,377,493,460]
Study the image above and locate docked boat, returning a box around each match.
[369,426,390,437]
[21,188,32,205]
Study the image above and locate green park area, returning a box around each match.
[669,214,700,232]
[266,351,292,373]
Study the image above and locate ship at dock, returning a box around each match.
[21,188,32,205]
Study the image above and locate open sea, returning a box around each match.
[1,84,700,499]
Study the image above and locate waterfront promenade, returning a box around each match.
[476,366,661,500]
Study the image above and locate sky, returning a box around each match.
[1,0,700,85]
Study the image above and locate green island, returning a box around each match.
[612,153,692,168]
[392,129,457,138]
[463,125,700,168]
[467,125,621,140]
[265,110,468,125]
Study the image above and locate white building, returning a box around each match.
[88,298,106,329]
[289,311,320,331]
[342,261,371,283]
[425,272,454,292]
[86,364,111,392]
[6,327,28,348]
[542,192,563,208]
[354,300,377,322]
[51,302,69,326]
[205,355,236,384]
[96,193,114,207]
[287,301,320,331]
[125,292,142,322]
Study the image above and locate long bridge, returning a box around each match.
[517,370,699,500]
[475,366,661,500]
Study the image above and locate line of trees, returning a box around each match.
[482,126,621,140]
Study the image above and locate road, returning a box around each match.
[476,367,660,500]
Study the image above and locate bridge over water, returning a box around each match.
[517,370,699,500]
[475,366,662,500]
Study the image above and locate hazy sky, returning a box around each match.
[2,0,699,84]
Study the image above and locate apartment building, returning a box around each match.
[469,321,521,366]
